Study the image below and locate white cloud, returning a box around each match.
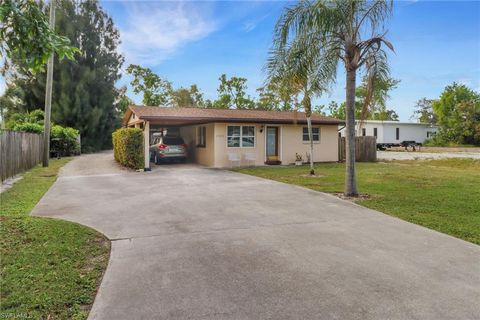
[119,2,216,66]
[243,21,257,32]
[242,13,270,33]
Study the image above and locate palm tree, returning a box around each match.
[272,0,394,196]
[266,38,333,175]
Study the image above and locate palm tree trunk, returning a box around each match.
[303,93,314,175]
[344,68,358,196]
[307,116,314,175]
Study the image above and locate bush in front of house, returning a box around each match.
[112,128,144,169]
[50,125,81,156]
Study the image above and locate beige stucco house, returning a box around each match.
[123,106,344,170]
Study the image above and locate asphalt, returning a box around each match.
[32,152,480,320]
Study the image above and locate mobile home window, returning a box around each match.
[227,125,255,147]
[302,127,320,141]
[396,128,400,140]
[362,128,366,136]
[373,128,378,138]
[197,126,206,147]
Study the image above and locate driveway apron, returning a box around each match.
[32,152,480,320]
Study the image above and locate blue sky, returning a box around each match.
[2,1,479,121]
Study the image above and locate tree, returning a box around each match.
[5,109,44,131]
[0,0,78,73]
[411,98,437,124]
[356,75,399,130]
[325,98,398,121]
[170,84,205,107]
[272,0,394,196]
[267,27,333,175]
[3,0,124,152]
[114,86,133,116]
[256,76,299,111]
[126,64,172,106]
[214,74,255,109]
[312,104,326,116]
[372,108,398,121]
[326,101,346,120]
[432,83,480,145]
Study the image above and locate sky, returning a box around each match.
[2,0,480,121]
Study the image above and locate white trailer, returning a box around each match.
[339,120,438,149]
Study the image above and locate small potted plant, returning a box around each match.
[295,153,303,166]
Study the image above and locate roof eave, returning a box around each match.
[139,115,343,125]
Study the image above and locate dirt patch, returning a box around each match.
[300,174,325,178]
[389,146,480,153]
[334,192,370,202]
[0,174,23,193]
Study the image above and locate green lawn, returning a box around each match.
[236,158,480,245]
[0,159,110,319]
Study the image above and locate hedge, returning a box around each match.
[12,122,80,156]
[50,125,81,156]
[112,128,144,169]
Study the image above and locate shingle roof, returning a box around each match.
[125,105,343,125]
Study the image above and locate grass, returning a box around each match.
[0,159,110,319]
[236,158,480,245]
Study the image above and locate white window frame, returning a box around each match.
[197,126,206,148]
[302,127,320,143]
[226,125,256,148]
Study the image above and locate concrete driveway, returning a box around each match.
[32,152,480,320]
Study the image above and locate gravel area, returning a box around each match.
[378,151,480,160]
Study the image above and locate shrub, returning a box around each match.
[50,125,80,156]
[11,123,80,156]
[112,128,144,169]
[12,122,44,134]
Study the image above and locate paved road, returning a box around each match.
[32,153,480,320]
[378,150,480,160]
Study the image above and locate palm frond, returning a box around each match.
[357,47,390,133]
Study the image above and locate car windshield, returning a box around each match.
[163,137,184,145]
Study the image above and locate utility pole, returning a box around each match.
[43,0,55,167]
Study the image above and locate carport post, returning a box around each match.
[144,121,151,171]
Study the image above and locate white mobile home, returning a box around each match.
[339,120,438,147]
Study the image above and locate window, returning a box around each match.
[302,127,320,142]
[362,128,366,136]
[427,131,436,138]
[396,128,400,140]
[373,128,378,138]
[227,125,255,147]
[163,137,184,145]
[197,126,206,147]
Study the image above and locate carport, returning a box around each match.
[123,107,211,170]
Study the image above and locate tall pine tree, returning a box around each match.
[4,0,123,151]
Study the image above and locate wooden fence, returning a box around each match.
[338,136,377,162]
[0,130,44,182]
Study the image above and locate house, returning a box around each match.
[122,106,344,170]
[339,120,439,148]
